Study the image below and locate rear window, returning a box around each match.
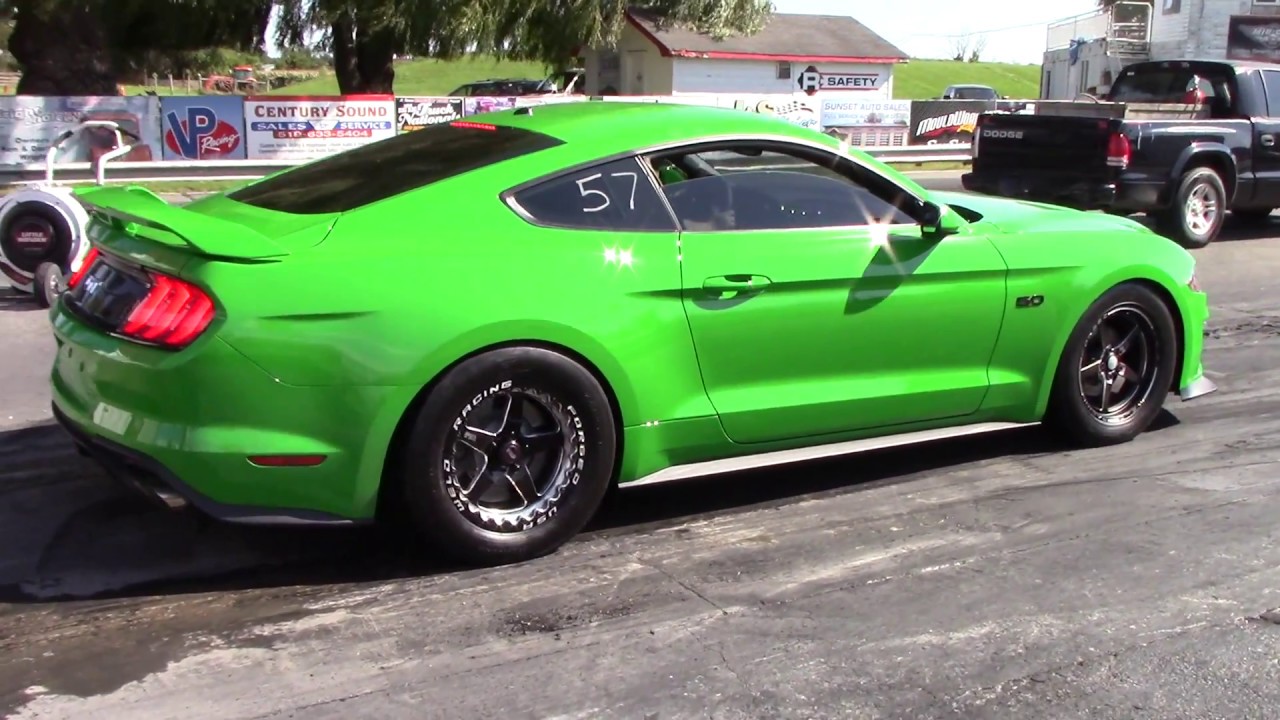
[227,121,564,214]
[1109,66,1234,104]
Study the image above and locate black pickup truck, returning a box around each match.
[962,59,1280,247]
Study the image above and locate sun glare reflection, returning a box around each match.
[603,245,635,269]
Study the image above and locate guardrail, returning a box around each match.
[0,144,972,187]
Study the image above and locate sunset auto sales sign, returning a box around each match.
[243,95,396,161]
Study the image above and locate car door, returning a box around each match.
[646,139,1009,445]
[1252,69,1280,207]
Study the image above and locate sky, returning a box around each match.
[771,0,1102,64]
[267,0,1104,65]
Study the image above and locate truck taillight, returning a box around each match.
[120,272,215,349]
[1106,131,1131,169]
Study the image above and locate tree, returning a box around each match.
[967,34,986,63]
[951,34,970,62]
[273,0,774,94]
[5,0,271,95]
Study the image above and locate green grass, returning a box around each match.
[122,55,1041,100]
[892,58,1041,100]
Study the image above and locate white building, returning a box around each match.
[579,8,909,99]
[1041,0,1280,100]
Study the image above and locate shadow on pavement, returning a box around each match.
[0,409,1181,605]
[0,287,43,313]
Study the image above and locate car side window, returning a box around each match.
[1262,70,1280,117]
[510,156,677,232]
[648,145,917,232]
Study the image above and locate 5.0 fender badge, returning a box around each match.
[1016,294,1045,308]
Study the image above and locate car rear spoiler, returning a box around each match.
[75,185,290,260]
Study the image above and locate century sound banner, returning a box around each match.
[907,99,995,145]
[243,94,396,160]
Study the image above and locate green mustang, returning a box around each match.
[49,101,1215,566]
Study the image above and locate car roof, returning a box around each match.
[476,100,826,163]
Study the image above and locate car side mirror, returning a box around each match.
[919,201,963,239]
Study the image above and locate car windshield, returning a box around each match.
[950,86,996,99]
[227,121,564,214]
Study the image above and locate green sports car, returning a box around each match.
[49,101,1216,566]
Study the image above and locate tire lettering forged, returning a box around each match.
[443,381,584,533]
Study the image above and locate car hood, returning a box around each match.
[931,190,1154,237]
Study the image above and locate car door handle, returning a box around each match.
[1262,134,1276,147]
[703,274,772,293]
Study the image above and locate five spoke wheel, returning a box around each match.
[448,390,571,528]
[1078,303,1159,424]
[1049,283,1177,447]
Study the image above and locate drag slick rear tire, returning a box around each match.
[397,346,617,566]
[1046,283,1178,446]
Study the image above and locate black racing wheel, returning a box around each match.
[1046,282,1179,446]
[395,346,618,566]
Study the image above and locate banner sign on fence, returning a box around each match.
[0,95,163,165]
[159,95,247,160]
[907,99,992,145]
[463,96,519,116]
[730,95,821,130]
[396,97,463,131]
[243,94,396,160]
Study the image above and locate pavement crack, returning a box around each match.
[635,554,731,616]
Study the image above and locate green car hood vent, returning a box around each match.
[75,186,291,260]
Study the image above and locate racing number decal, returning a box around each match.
[576,171,639,213]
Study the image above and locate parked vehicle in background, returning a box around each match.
[942,84,1000,100]
[963,59,1280,248]
[448,79,548,97]
[448,69,584,97]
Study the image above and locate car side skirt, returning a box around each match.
[623,421,1038,489]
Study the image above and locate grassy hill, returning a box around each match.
[268,56,554,97]
[892,58,1041,100]
[260,55,1041,100]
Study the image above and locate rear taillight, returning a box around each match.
[120,272,215,348]
[66,247,100,289]
[1106,131,1131,169]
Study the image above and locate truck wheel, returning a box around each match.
[1157,167,1225,249]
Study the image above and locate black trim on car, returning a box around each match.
[52,403,365,526]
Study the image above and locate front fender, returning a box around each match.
[1028,261,1198,419]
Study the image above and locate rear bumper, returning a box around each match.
[53,403,357,524]
[961,172,1163,212]
[48,302,406,525]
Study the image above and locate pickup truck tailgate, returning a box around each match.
[973,113,1114,174]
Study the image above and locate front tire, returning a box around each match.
[397,346,617,566]
[1156,167,1225,248]
[1046,283,1178,447]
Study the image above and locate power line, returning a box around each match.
[903,16,1064,37]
